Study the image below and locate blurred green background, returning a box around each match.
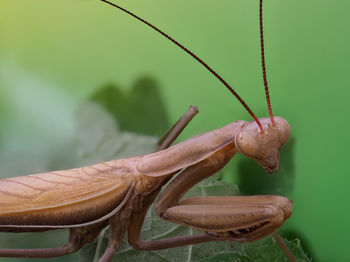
[0,0,349,261]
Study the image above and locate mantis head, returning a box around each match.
[235,117,290,174]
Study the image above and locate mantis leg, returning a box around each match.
[98,213,129,262]
[272,233,297,262]
[157,105,198,150]
[0,224,105,258]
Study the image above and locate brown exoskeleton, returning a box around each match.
[0,0,295,261]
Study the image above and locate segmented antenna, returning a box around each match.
[100,0,264,132]
[259,0,275,126]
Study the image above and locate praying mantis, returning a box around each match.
[0,0,296,261]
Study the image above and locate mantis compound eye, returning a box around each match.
[234,131,259,158]
[274,117,291,146]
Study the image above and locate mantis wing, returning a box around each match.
[0,159,135,227]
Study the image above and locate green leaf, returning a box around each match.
[201,237,311,262]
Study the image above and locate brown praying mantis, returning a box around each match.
[0,0,296,261]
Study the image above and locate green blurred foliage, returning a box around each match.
[90,77,169,137]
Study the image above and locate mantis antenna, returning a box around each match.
[100,0,274,132]
[259,0,275,126]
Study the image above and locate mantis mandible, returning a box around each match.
[0,0,295,261]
